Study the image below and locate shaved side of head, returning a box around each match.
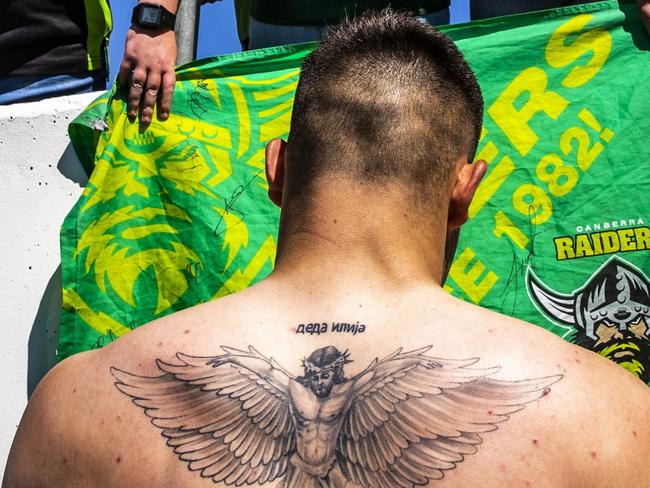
[285,9,483,208]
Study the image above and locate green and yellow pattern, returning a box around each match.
[62,2,650,370]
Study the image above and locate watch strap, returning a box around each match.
[131,3,176,30]
[159,6,176,30]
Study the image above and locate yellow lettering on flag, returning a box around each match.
[448,247,499,304]
[493,211,529,249]
[469,155,516,219]
[545,14,611,88]
[488,67,569,157]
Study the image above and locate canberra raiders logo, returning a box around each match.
[526,256,650,383]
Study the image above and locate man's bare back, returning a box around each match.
[4,10,650,488]
[5,281,650,488]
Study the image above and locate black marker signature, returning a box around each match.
[89,321,140,350]
[172,143,202,172]
[213,169,265,238]
[189,79,211,119]
[498,206,541,315]
[90,329,118,350]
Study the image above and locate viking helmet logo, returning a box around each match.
[527,256,650,383]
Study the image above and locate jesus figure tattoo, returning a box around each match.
[112,345,561,487]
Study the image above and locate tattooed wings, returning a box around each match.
[112,347,296,485]
[112,346,560,487]
[336,347,560,486]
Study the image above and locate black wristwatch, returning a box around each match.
[131,3,176,31]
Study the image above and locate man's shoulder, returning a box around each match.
[492,312,650,484]
[435,304,649,485]
[4,352,103,487]
[4,349,173,488]
[552,348,650,486]
[470,302,650,404]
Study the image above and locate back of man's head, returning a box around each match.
[285,9,483,207]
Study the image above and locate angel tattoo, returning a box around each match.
[112,345,561,487]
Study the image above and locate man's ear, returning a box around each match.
[447,160,487,231]
[265,138,287,207]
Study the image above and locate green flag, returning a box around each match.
[62,1,650,384]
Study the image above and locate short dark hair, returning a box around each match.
[285,9,483,204]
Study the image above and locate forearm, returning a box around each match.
[240,358,292,391]
[209,354,292,391]
[122,0,180,122]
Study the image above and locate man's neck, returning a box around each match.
[270,181,449,296]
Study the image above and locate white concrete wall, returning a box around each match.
[0,92,101,476]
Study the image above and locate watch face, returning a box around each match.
[140,6,161,25]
